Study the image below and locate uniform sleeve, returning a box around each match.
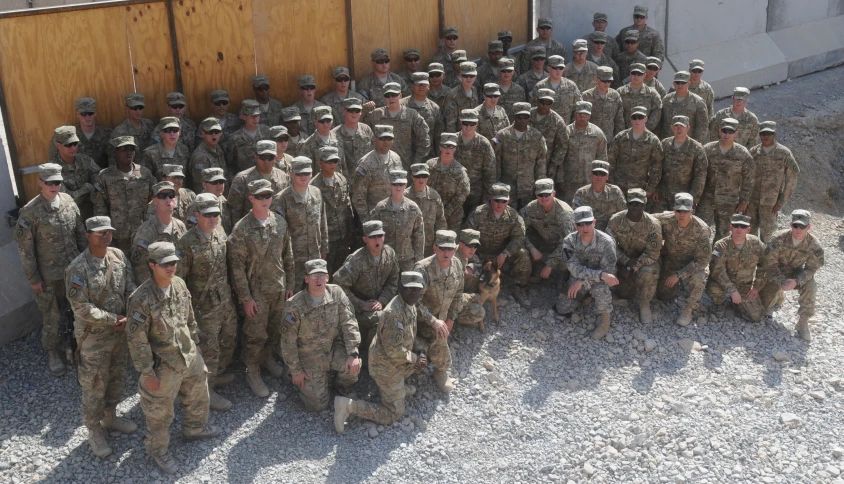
[227,229,252,303]
[411,209,425,262]
[563,239,602,283]
[279,306,303,376]
[796,241,824,286]
[282,228,296,285]
[738,152,755,206]
[351,165,371,219]
[413,116,431,165]
[547,120,569,180]
[605,216,628,266]
[140,150,158,180]
[638,218,663,268]
[534,136,548,183]
[777,150,800,206]
[443,93,459,132]
[646,91,662,132]
[710,240,737,294]
[332,262,365,310]
[678,224,712,280]
[434,197,447,233]
[66,264,118,327]
[337,290,361,355]
[131,235,151,285]
[596,131,609,161]
[504,213,527,256]
[690,101,709,143]
[612,99,625,137]
[652,32,666,61]
[493,133,504,181]
[227,178,247,222]
[607,134,621,176]
[379,250,400,305]
[520,206,538,252]
[762,239,787,287]
[600,236,618,274]
[14,211,41,286]
[482,140,498,198]
[380,310,417,364]
[184,284,199,345]
[744,119,760,149]
[708,111,722,143]
[690,146,709,202]
[126,292,155,375]
[319,192,329,254]
[645,139,664,194]
[751,239,768,289]
[92,172,109,216]
[121,251,138,296]
[175,238,192,280]
[447,270,464,321]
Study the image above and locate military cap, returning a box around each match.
[440,132,458,147]
[153,181,176,196]
[411,72,430,85]
[370,47,389,60]
[689,59,705,70]
[342,97,363,110]
[460,109,479,122]
[389,169,407,184]
[403,48,421,59]
[673,71,690,83]
[674,192,694,211]
[374,125,395,139]
[441,26,458,37]
[125,93,145,108]
[575,101,593,114]
[319,146,341,161]
[547,55,565,68]
[39,163,63,182]
[634,5,648,15]
[251,74,270,88]
[490,182,511,201]
[156,116,181,131]
[54,126,79,144]
[720,117,739,131]
[730,213,751,226]
[759,121,777,134]
[535,88,554,101]
[498,58,516,71]
[791,209,811,227]
[537,17,553,28]
[631,105,648,117]
[594,12,608,21]
[85,216,115,232]
[646,57,662,68]
[383,82,402,95]
[363,220,386,236]
[591,31,608,43]
[574,206,595,223]
[112,136,136,148]
[240,99,261,116]
[630,63,646,74]
[488,40,504,52]
[411,163,430,177]
[513,102,532,116]
[535,178,554,195]
[256,139,277,156]
[428,62,445,73]
[460,62,478,76]
[459,228,481,246]
[292,156,313,174]
[248,179,274,195]
[435,230,458,249]
[483,83,501,96]
[313,105,334,121]
[269,125,289,139]
[528,45,547,58]
[166,92,186,105]
[596,66,614,82]
[305,259,328,275]
[194,193,221,214]
[202,167,226,182]
[161,164,185,178]
[627,188,647,204]
[591,160,610,174]
[572,39,589,52]
[200,117,222,132]
[297,75,316,88]
[333,66,351,79]
[733,87,750,100]
[498,30,513,40]
[75,97,96,113]
[451,50,468,63]
[401,271,425,288]
[672,115,690,127]
[624,30,640,41]
[281,106,302,122]
[210,90,229,102]
[148,241,180,264]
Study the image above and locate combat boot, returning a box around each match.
[639,302,653,324]
[214,372,235,388]
[592,313,611,340]
[711,303,725,319]
[154,451,179,475]
[183,424,221,441]
[513,285,531,307]
[210,390,232,411]
[246,365,270,398]
[676,307,693,327]
[101,408,137,434]
[261,355,285,378]
[87,425,112,458]
[48,350,65,376]
[404,384,417,397]
[334,396,352,434]
[434,370,454,392]
[796,315,811,341]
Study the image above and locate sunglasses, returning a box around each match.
[634,14,646,19]
[461,121,477,126]
[467,243,480,249]
[384,92,400,98]
[345,108,362,113]
[730,224,749,229]
[537,193,553,198]
[721,129,736,134]
[760,132,775,136]
[155,192,176,199]
[377,136,393,141]
[169,104,186,109]
[428,72,443,78]
[317,118,333,124]
[335,77,350,82]
[157,261,177,268]
[390,182,406,187]
[538,26,552,30]
[405,57,420,62]
[202,212,221,218]
[690,69,704,74]
[674,81,688,85]
[295,171,313,176]
[445,36,459,40]
[205,129,222,135]
[575,221,592,227]
[117,146,136,152]
[80,112,95,117]
[486,94,500,98]
[461,74,476,79]
[375,59,390,64]
[647,66,660,71]
[161,127,180,134]
[255,85,270,91]
[549,66,564,70]
[792,224,808,229]
[625,40,638,45]
[515,115,530,120]
[630,71,644,76]
[592,171,608,176]
[253,193,273,200]
[258,154,276,161]
[629,201,644,207]
[89,230,113,237]
[539,99,554,106]
[276,136,290,142]
[208,180,226,185]
[44,180,62,186]
[213,101,229,106]
[436,245,456,251]
[323,159,340,164]
[532,57,546,61]
[300,86,316,91]
[63,142,79,148]
[631,115,646,120]
[598,79,612,84]
[675,209,691,213]
[128,105,144,110]
[492,199,509,204]
[593,41,606,45]
[413,174,429,179]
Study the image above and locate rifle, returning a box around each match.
[60,308,76,365]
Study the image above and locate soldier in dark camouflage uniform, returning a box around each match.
[661,71,709,142]
[562,101,609,202]
[357,48,410,109]
[747,121,799,242]
[332,98,374,179]
[363,82,430,170]
[320,67,366,125]
[401,72,444,159]
[165,92,197,154]
[455,109,497,213]
[226,100,271,175]
[582,67,625,141]
[494,102,548,208]
[352,125,405,219]
[299,106,348,174]
[564,40,599,92]
[709,87,760,149]
[444,62,481,132]
[616,63,661,131]
[476,83,510,142]
[49,97,111,169]
[426,63,450,110]
[520,17,567,74]
[615,5,665,60]
[496,58,526,122]
[530,89,569,198]
[688,59,716,119]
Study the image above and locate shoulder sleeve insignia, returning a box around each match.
[232,183,243,194]
[195,164,206,170]
[396,321,404,331]
[188,216,197,224]
[356,166,367,177]
[131,311,147,323]
[284,313,297,327]
[17,217,29,229]
[137,239,149,249]
[273,206,284,216]
[71,275,86,287]
[395,333,403,344]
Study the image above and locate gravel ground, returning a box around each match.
[1,67,843,483]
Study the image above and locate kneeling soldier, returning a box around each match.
[707,213,766,322]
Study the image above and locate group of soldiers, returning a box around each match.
[14,5,825,474]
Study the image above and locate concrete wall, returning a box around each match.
[667,0,768,54]
[767,0,831,31]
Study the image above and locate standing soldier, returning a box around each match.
[282,259,361,412]
[186,167,233,234]
[165,92,196,153]
[553,206,618,340]
[493,102,548,209]
[606,189,662,324]
[706,213,766,322]
[617,63,662,131]
[443,51,468,89]
[176,193,238,411]
[496,58,525,122]
[131,181,188,284]
[454,109,497,213]
[250,74,284,126]
[292,75,327,137]
[520,17,567,74]
[269,126,294,174]
[126,241,220,474]
[615,5,665,60]
[521,179,576,285]
[15,163,87,375]
[369,170,425,271]
[332,98,374,178]
[608,105,664,195]
[517,46,549,96]
[229,140,290,222]
[655,193,712,327]
[586,32,620,87]
[476,41,506,86]
[50,125,100,220]
[532,55,582,123]
[572,161,627,231]
[475,83,510,142]
[352,125,405,219]
[226,100,271,176]
[312,147,354,274]
[208,89,242,145]
[562,101,609,203]
[66,216,137,458]
[661,71,709,142]
[640,58,667,97]
[564,40,599,92]
[397,48,423,85]
[141,117,190,181]
[426,63,450,110]
[530,89,569,198]
[747,121,799,242]
[615,31,648,84]
[108,93,155,165]
[320,67,366,125]
[53,97,111,169]
[280,107,305,157]
[582,67,625,140]
[406,163,447,257]
[432,26,461,66]
[188,118,226,193]
[585,12,619,60]
[363,82,431,170]
[688,59,715,119]
[443,62,481,132]
[358,48,410,110]
[655,116,708,211]
[152,164,196,224]
[759,210,824,341]
[401,72,444,158]
[427,133,471,231]
[227,180,295,397]
[299,106,347,173]
[709,87,759,148]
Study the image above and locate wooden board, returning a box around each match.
[124,2,177,121]
[444,0,529,60]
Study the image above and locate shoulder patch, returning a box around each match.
[17,217,29,229]
[232,183,243,194]
[284,313,297,327]
[136,239,149,249]
[273,205,284,216]
[356,166,367,177]
[396,321,404,331]
[71,275,86,287]
[188,216,197,224]
[395,333,403,344]
[131,311,147,323]
[195,163,206,170]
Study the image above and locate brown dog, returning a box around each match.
[476,260,501,330]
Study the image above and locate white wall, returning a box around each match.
[667,0,768,54]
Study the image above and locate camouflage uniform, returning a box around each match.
[582,87,625,139]
[405,185,447,257]
[352,147,404,216]
[657,136,708,210]
[759,229,824,318]
[141,143,191,181]
[661,92,709,142]
[402,96,444,158]
[747,141,799,242]
[553,229,617,314]
[109,118,156,165]
[689,80,716,119]
[615,51,648,84]
[443,86,481,132]
[697,141,754,238]
[50,152,100,220]
[466,202,531,285]
[255,99,284,127]
[572,183,627,231]
[607,128,664,194]
[363,106,431,169]
[590,54,620,88]
[563,61,600,92]
[357,72,410,109]
[331,123,374,179]
[498,83,527,122]
[709,108,760,149]
[292,100,328,138]
[454,132,497,209]
[320,91,365,125]
[299,130,348,174]
[427,86,450,111]
[188,142,227,193]
[615,25,665,60]
[426,157,471,231]
[370,197,425,271]
[654,211,711,311]
[519,38,567,74]
[493,124,548,207]
[521,195,576,278]
[226,125,271,175]
[707,234,767,322]
[562,122,608,202]
[273,185,329,292]
[475,103,510,142]
[48,125,112,169]
[606,210,662,304]
[531,76,583,123]
[517,70,550,97]
[177,117,198,153]
[311,171,354,274]
[644,77,667,98]
[130,216,187,284]
[529,107,569,184]
[184,194,233,235]
[228,167,290,222]
[92,163,155,252]
[616,84,662,131]
[585,30,619,61]
[412,254,464,363]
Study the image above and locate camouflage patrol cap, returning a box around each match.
[733,87,750,100]
[592,31,608,43]
[200,117,222,132]
[148,241,180,264]
[627,188,647,204]
[483,83,501,96]
[362,220,386,236]
[248,179,274,195]
[156,116,181,131]
[537,17,553,28]
[38,163,63,182]
[75,97,96,113]
[210,90,229,102]
[411,163,430,177]
[791,209,811,227]
[459,228,481,245]
[166,92,186,104]
[490,182,511,201]
[672,115,690,127]
[674,192,694,211]
[441,26,458,37]
[440,132,458,147]
[597,66,614,81]
[759,121,776,133]
[730,213,751,226]
[630,63,646,74]
[451,50,468,63]
[401,271,425,288]
[240,99,261,116]
[513,102,532,116]
[319,146,340,161]
[202,167,226,182]
[403,48,421,59]
[624,30,640,41]
[535,178,554,195]
[435,230,458,249]
[537,88,555,101]
[313,105,334,121]
[460,109,479,122]
[305,259,328,275]
[591,160,610,174]
[498,58,516,71]
[125,93,145,108]
[575,101,593,114]
[281,106,302,122]
[383,82,402,95]
[161,164,185,178]
[333,66,350,79]
[498,30,513,40]
[594,12,608,21]
[572,39,589,52]
[631,105,648,117]
[528,45,546,59]
[428,62,445,73]
[374,125,394,139]
[547,55,565,68]
[256,139,277,156]
[488,40,504,52]
[342,97,363,110]
[85,216,115,232]
[370,47,389,60]
[411,72,430,85]
[153,181,176,196]
[574,206,595,223]
[646,57,662,68]
[673,71,690,83]
[54,126,79,144]
[291,156,313,174]
[689,59,705,71]
[634,5,648,16]
[720,117,739,131]
[389,169,407,184]
[460,62,478,76]
[297,75,316,88]
[112,136,136,148]
[194,193,221,214]
[252,74,270,88]
[269,125,289,139]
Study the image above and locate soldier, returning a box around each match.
[688,59,716,119]
[406,163,447,257]
[457,228,483,294]
[250,74,284,126]
[92,137,154,253]
[226,100,271,175]
[455,109,497,213]
[654,193,712,327]
[476,40,506,86]
[280,107,305,157]
[520,17,567,73]
[606,189,662,323]
[333,220,400,351]
[332,98,374,179]
[185,167,233,235]
[562,101,609,203]
[747,122,799,242]
[532,55,583,123]
[426,63,450,110]
[443,50,468,90]
[516,46,549,96]
[358,48,410,109]
[709,87,759,148]
[320,66,366,125]
[655,116,708,211]
[617,63,662,131]
[175,193,237,411]
[401,72,443,159]
[495,30,519,65]
[432,26,461,65]
[661,71,709,142]
[443,62,481,132]
[564,40,599,92]
[759,210,824,341]
[334,271,447,432]
[352,125,405,218]
[706,213,766,322]
[208,89,242,144]
[311,146,353,273]
[521,179,576,285]
[54,97,111,169]
[131,181,187,283]
[582,66,625,140]
[572,160,627,231]
[126,241,220,474]
[228,140,290,222]
[15,163,86,375]
[427,133,471,231]
[65,216,137,458]
[271,125,295,174]
[698,118,755,238]
[141,117,190,181]
[281,259,361,412]
[152,164,196,223]
[466,183,532,306]
[529,89,569,197]
[227,180,295,397]
[476,83,510,142]
[493,102,548,209]
[608,105,664,195]
[370,169,425,271]
[496,58,526,122]
[165,92,197,153]
[300,106,348,174]
[397,48,422,85]
[50,125,100,220]
[188,117,227,192]
[615,5,665,60]
[292,75,327,137]
[642,57,667,97]
[108,93,155,165]
[553,206,618,340]
[615,31,648,84]
[363,82,431,169]
[585,12,619,60]
[586,32,620,88]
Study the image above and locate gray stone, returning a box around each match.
[644,339,657,352]
[773,351,790,362]
[780,413,802,427]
